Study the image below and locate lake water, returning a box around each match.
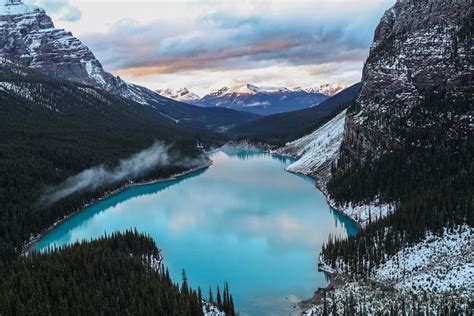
[34,148,358,315]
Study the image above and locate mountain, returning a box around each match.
[156,87,200,103]
[0,0,257,131]
[228,82,361,145]
[196,83,329,115]
[0,58,219,260]
[281,0,473,313]
[0,0,130,95]
[304,83,348,96]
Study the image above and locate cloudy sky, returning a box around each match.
[32,0,393,95]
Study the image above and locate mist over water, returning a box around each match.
[35,148,358,315]
[41,141,205,205]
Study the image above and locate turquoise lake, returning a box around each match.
[34,148,358,315]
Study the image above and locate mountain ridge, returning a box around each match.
[0,0,258,131]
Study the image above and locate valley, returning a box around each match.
[31,148,358,315]
[0,0,472,315]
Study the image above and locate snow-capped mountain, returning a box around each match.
[224,84,289,95]
[196,84,328,115]
[0,0,174,107]
[0,0,126,93]
[156,88,200,103]
[0,0,258,130]
[304,83,347,96]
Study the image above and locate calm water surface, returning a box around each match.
[34,148,357,315]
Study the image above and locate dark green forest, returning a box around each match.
[0,230,235,316]
[323,92,473,276]
[0,62,206,262]
[0,61,237,315]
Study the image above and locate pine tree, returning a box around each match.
[216,286,222,309]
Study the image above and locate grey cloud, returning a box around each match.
[81,3,389,75]
[31,0,81,22]
[59,6,81,22]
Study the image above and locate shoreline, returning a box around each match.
[284,168,358,313]
[22,161,212,256]
[260,146,360,314]
[22,144,355,314]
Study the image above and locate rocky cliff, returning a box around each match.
[344,0,472,162]
[302,1,473,313]
[0,0,171,105]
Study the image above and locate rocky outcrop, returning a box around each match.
[344,0,473,161]
[0,1,169,105]
[0,2,111,86]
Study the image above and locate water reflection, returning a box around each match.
[34,149,358,316]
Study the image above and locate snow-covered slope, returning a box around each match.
[305,226,473,315]
[372,226,473,294]
[156,87,200,103]
[276,109,394,227]
[278,109,346,177]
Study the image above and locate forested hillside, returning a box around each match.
[0,231,235,315]
[0,60,210,262]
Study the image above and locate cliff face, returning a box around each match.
[0,1,164,105]
[0,2,116,88]
[344,0,473,161]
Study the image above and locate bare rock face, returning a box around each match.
[344,0,473,161]
[0,1,161,104]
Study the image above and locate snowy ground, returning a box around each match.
[372,225,473,294]
[326,198,395,228]
[305,226,473,315]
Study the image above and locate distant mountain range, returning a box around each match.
[227,82,361,144]
[156,87,201,103]
[157,83,347,116]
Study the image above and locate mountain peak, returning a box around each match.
[156,87,200,102]
[305,84,348,96]
[224,84,289,95]
[0,2,144,102]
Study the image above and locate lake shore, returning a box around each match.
[22,161,212,256]
[264,148,360,314]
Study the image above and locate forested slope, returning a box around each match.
[0,231,235,315]
[0,60,209,261]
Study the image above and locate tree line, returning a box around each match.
[0,230,235,315]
